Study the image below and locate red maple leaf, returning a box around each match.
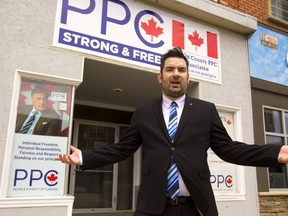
[141,18,163,42]
[47,173,58,182]
[226,119,232,125]
[188,30,204,51]
[226,177,233,185]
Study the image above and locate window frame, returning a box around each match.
[267,0,288,27]
[263,105,288,190]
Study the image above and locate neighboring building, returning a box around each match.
[1,0,284,216]
[215,0,288,215]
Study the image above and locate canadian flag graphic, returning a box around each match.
[172,20,218,59]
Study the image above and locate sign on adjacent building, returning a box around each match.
[249,26,288,86]
[261,33,278,50]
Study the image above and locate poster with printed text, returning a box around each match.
[208,110,241,194]
[7,78,73,196]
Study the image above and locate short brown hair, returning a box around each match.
[160,47,189,73]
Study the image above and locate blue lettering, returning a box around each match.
[13,169,59,187]
[210,175,216,185]
[61,0,96,24]
[217,175,224,188]
[101,0,130,34]
[30,170,43,186]
[14,169,28,186]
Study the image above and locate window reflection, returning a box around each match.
[264,108,283,133]
[266,135,287,188]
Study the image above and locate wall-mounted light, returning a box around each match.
[113,88,123,93]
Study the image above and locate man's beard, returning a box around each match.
[162,84,186,98]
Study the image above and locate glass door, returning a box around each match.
[70,121,134,213]
[116,125,133,210]
[72,122,116,212]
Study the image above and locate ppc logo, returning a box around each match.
[141,18,163,42]
[211,174,233,188]
[14,169,59,187]
[226,176,233,187]
[60,0,165,48]
[45,171,58,186]
[135,11,164,48]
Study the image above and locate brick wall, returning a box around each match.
[259,192,288,216]
[218,0,288,33]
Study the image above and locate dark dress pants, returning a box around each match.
[134,197,201,216]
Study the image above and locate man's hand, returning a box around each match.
[56,146,81,165]
[278,146,288,164]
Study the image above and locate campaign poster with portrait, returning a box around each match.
[7,78,73,196]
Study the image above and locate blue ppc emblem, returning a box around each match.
[210,174,233,188]
[13,169,59,187]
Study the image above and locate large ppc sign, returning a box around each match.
[53,0,222,83]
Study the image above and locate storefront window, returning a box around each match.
[264,107,288,189]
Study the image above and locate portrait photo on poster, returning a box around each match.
[15,78,73,137]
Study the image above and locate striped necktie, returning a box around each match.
[167,101,180,200]
[19,111,38,134]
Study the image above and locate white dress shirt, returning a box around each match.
[162,94,190,197]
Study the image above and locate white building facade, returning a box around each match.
[0,1,262,215]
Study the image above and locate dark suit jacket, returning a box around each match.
[82,96,282,216]
[15,105,61,136]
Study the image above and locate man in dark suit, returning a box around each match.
[15,85,61,136]
[57,47,288,216]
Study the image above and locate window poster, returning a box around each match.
[208,110,243,196]
[7,77,73,196]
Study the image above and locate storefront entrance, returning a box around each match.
[69,57,200,214]
[70,120,133,214]
[69,58,161,214]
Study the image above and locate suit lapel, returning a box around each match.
[152,98,172,143]
[34,116,44,133]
